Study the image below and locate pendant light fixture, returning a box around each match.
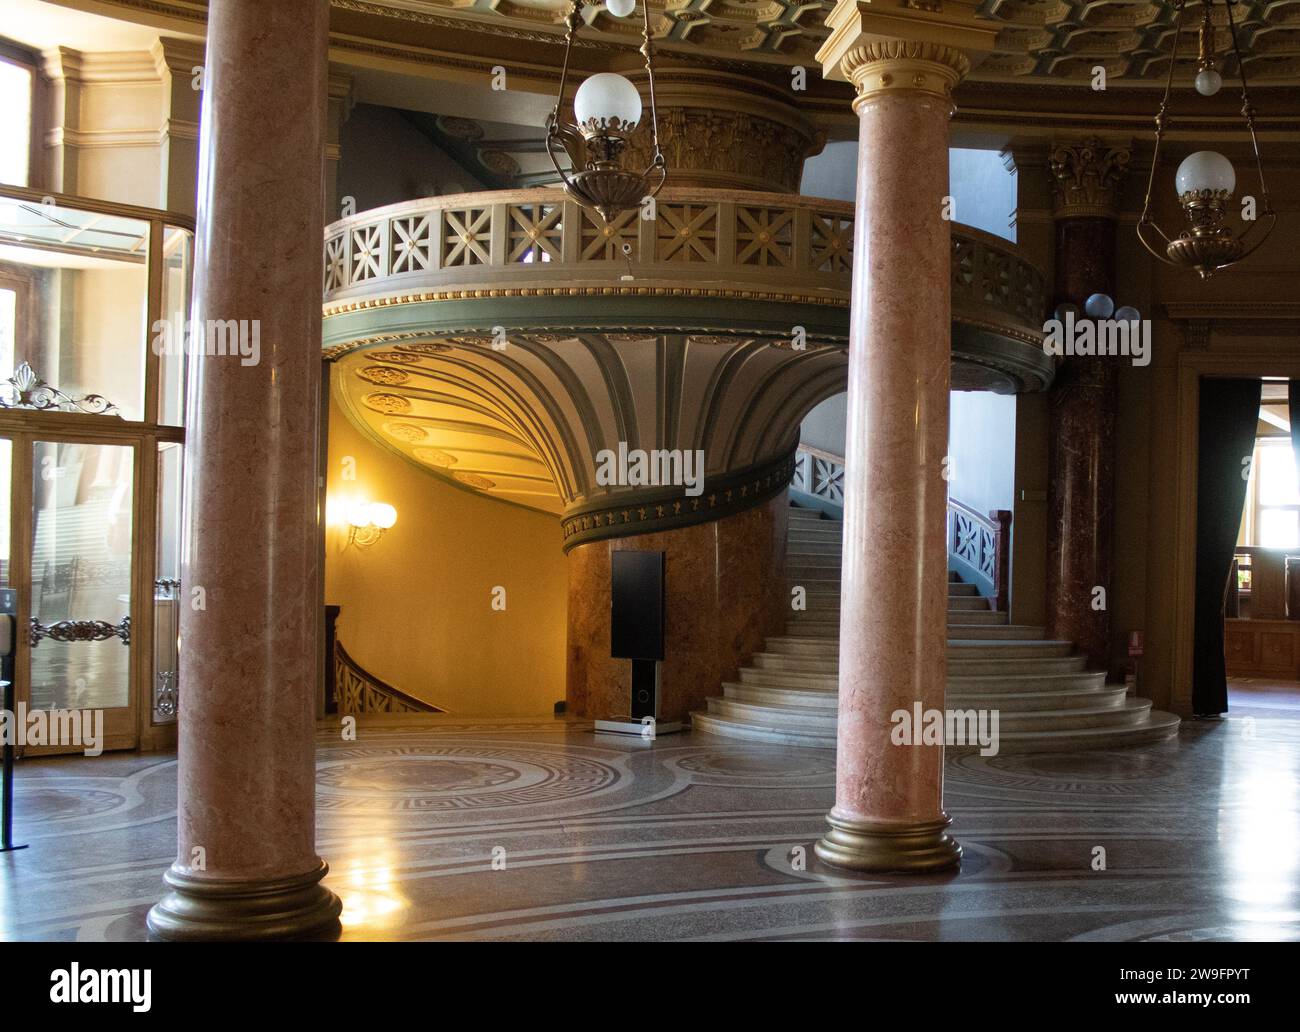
[545,0,666,223]
[1137,0,1276,279]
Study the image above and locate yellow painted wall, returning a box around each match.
[324,393,568,716]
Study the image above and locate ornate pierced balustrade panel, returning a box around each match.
[947,500,1012,611]
[791,444,845,515]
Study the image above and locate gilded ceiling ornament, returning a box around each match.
[363,393,412,414]
[369,350,424,364]
[393,341,452,355]
[357,365,411,385]
[414,447,458,468]
[383,422,429,443]
[453,471,496,490]
[687,335,749,347]
[1049,137,1132,219]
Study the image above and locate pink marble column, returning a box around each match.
[147,0,340,939]
[814,50,966,872]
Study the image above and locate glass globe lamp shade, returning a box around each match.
[1115,306,1141,322]
[1175,150,1236,197]
[1054,302,1080,322]
[574,73,642,134]
[369,503,398,530]
[1084,293,1115,319]
[605,0,636,17]
[1194,67,1222,96]
[347,500,375,528]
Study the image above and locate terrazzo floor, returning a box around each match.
[2,686,1298,942]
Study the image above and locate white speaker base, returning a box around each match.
[594,717,683,738]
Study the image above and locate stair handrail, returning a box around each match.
[947,498,1011,612]
[333,639,446,715]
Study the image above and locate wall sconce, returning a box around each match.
[347,501,397,548]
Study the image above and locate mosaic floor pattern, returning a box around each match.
[2,695,1299,942]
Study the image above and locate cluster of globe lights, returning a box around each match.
[1055,294,1141,325]
[1137,0,1276,279]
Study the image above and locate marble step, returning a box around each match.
[707,694,1153,733]
[690,710,834,749]
[750,651,1090,677]
[949,583,980,596]
[736,666,1106,694]
[748,655,1092,681]
[764,635,1074,659]
[724,681,1130,713]
[948,595,992,611]
[787,541,842,555]
[947,624,1048,640]
[784,612,1011,636]
[692,701,1181,751]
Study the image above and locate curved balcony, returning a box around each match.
[323,187,1049,389]
[321,188,1050,546]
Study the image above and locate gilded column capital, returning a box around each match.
[1048,137,1132,220]
[836,40,970,108]
[816,0,998,109]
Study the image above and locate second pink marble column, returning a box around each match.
[814,51,966,873]
[147,0,341,939]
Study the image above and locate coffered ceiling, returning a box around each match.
[45,0,1300,86]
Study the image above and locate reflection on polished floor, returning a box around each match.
[3,694,1298,942]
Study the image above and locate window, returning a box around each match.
[1242,438,1300,548]
[0,50,35,187]
[1256,439,1300,547]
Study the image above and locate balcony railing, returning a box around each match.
[321,187,1047,344]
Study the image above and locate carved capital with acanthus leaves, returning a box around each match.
[1049,137,1132,220]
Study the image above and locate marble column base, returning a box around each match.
[815,810,962,874]
[146,860,341,942]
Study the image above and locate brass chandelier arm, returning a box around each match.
[1225,0,1276,244]
[1136,0,1187,265]
[639,0,664,178]
[546,1,587,199]
[545,127,583,198]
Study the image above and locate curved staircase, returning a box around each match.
[692,505,1181,752]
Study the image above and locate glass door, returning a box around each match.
[4,432,140,754]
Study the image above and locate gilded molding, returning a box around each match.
[323,285,851,319]
[1048,137,1132,219]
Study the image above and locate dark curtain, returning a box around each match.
[1290,380,1300,483]
[1193,377,1262,715]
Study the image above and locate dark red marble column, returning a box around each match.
[147,0,340,940]
[1045,139,1130,674]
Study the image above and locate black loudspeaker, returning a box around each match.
[611,551,665,720]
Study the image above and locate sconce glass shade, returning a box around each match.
[1194,67,1222,96]
[573,73,642,134]
[1115,306,1141,322]
[606,0,636,16]
[1175,150,1236,197]
[347,500,375,528]
[1084,293,1115,319]
[369,502,398,530]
